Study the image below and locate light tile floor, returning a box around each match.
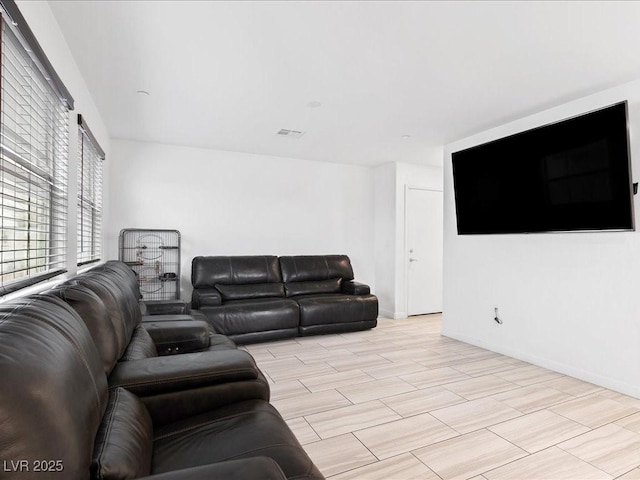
[241,315,640,479]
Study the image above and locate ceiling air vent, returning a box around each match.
[276,128,305,139]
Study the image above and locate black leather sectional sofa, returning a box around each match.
[0,261,323,480]
[191,255,378,343]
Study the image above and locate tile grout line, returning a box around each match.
[251,315,639,479]
[554,443,620,478]
[408,451,446,480]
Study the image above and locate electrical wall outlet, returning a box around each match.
[493,306,503,325]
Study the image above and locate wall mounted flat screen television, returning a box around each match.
[452,101,634,234]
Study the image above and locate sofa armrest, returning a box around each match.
[191,288,222,308]
[137,458,287,480]
[142,314,202,323]
[342,280,370,295]
[141,300,189,315]
[143,320,210,355]
[108,350,259,396]
[142,371,270,426]
[187,309,208,323]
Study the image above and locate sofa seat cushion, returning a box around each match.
[199,299,299,336]
[152,400,323,480]
[294,294,378,326]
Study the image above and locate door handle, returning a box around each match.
[409,258,418,262]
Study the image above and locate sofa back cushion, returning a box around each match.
[94,261,143,299]
[73,272,141,362]
[192,256,282,288]
[91,387,153,480]
[284,278,342,297]
[44,283,122,376]
[0,295,108,480]
[215,282,285,300]
[279,255,355,283]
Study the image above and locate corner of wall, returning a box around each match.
[379,309,408,321]
[373,162,398,316]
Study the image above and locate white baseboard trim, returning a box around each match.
[441,328,640,399]
[379,309,408,320]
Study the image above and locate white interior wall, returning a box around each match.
[374,159,443,318]
[108,139,376,300]
[374,163,396,318]
[443,79,640,398]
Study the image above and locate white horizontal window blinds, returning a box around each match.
[0,8,71,295]
[77,115,104,266]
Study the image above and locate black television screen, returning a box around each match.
[452,101,634,235]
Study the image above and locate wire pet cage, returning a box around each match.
[119,229,181,300]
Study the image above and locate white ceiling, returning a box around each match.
[49,1,640,167]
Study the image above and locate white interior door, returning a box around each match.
[406,187,443,315]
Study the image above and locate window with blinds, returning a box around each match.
[0,3,72,296]
[77,115,104,266]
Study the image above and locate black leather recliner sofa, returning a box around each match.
[43,279,271,426]
[0,294,323,479]
[191,255,378,343]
